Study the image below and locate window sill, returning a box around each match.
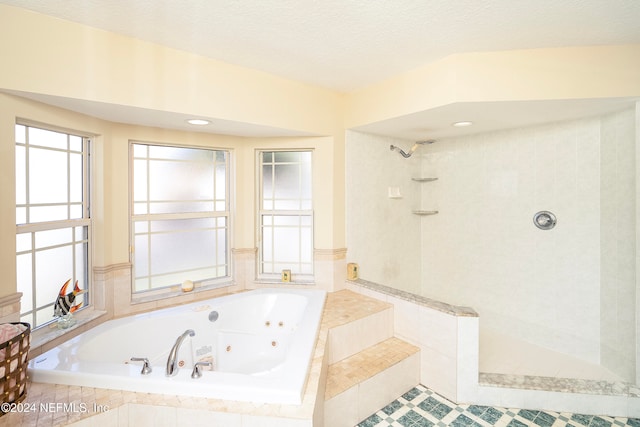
[29,308,108,354]
[253,280,316,286]
[130,281,236,305]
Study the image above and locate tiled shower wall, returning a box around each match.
[420,117,603,365]
[600,108,637,382]
[345,106,639,383]
[345,131,422,295]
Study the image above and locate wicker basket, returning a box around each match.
[0,322,30,411]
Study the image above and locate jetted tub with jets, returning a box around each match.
[29,288,326,404]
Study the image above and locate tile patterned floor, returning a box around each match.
[357,385,640,427]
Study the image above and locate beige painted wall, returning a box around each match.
[0,4,344,136]
[345,45,640,129]
[0,3,346,301]
[0,94,341,300]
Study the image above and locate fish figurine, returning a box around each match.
[54,279,87,317]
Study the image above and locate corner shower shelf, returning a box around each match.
[412,177,438,182]
[413,210,439,216]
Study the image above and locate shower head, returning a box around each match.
[390,139,435,158]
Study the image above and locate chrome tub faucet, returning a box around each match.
[166,329,195,376]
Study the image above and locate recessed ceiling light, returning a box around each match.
[452,121,473,127]
[186,119,210,125]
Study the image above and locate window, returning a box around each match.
[15,123,91,328]
[258,151,313,280]
[131,143,230,292]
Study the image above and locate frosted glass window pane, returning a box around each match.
[15,145,26,204]
[70,204,83,219]
[35,246,73,307]
[274,152,300,163]
[274,164,299,200]
[215,164,226,198]
[135,221,149,233]
[131,143,229,290]
[16,254,33,312]
[69,135,82,152]
[262,165,273,199]
[30,206,67,222]
[150,229,216,276]
[29,127,67,150]
[75,226,87,242]
[16,207,26,225]
[29,147,67,204]
[273,227,299,261]
[149,201,214,214]
[301,161,311,199]
[36,228,72,249]
[133,144,147,157]
[36,308,55,328]
[273,263,291,272]
[301,228,312,262]
[16,233,31,252]
[15,124,26,144]
[217,229,227,264]
[134,235,149,277]
[263,215,272,226]
[133,159,147,201]
[274,200,300,210]
[150,218,215,232]
[299,151,311,163]
[149,160,214,202]
[262,226,273,261]
[149,145,214,161]
[75,243,87,291]
[70,153,83,202]
[274,216,298,226]
[134,202,148,215]
[134,278,149,292]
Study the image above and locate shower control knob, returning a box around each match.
[533,211,557,230]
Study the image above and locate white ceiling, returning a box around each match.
[3,0,640,139]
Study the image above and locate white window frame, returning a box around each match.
[130,141,231,294]
[257,150,314,282]
[15,121,92,329]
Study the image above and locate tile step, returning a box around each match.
[325,292,394,364]
[324,337,421,427]
[325,336,420,400]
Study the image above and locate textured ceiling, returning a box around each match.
[2,0,640,139]
[3,0,640,92]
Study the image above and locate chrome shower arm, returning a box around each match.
[390,140,434,158]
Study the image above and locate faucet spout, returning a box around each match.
[166,329,195,377]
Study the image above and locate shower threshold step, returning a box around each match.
[325,337,421,427]
[479,372,640,398]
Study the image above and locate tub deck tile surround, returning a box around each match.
[3,289,388,426]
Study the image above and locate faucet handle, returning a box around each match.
[191,361,212,379]
[130,357,152,375]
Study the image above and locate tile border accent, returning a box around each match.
[479,372,640,398]
[348,278,478,317]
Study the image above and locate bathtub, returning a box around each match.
[29,288,326,405]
